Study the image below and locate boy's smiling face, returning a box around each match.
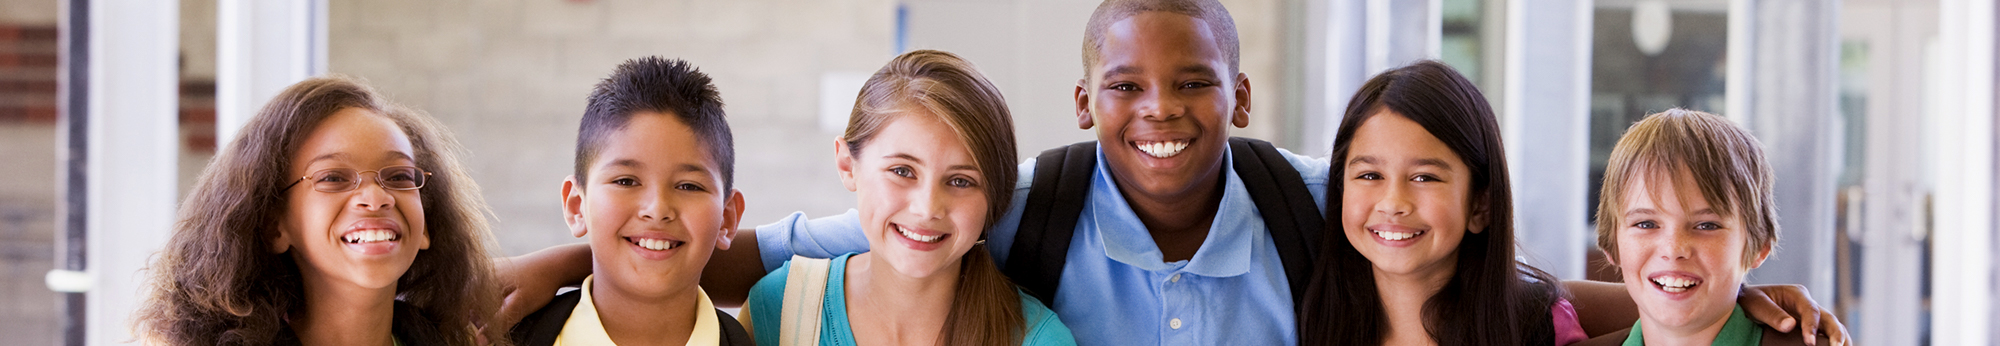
[1612,169,1770,336]
[562,112,744,301]
[1075,11,1250,203]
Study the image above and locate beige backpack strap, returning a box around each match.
[778,255,833,346]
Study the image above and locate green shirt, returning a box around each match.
[1624,305,1762,346]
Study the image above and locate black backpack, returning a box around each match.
[1003,137,1324,313]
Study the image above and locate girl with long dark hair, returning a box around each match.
[1297,60,1583,345]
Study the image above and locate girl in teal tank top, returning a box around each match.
[740,50,1076,346]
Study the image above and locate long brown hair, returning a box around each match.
[133,76,505,345]
[1298,61,1562,345]
[844,49,1025,346]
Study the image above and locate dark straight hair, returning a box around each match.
[1297,60,1561,346]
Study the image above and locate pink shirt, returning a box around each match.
[1553,298,1589,345]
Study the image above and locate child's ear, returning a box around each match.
[1747,239,1775,269]
[562,175,588,238]
[1231,72,1252,128]
[835,137,859,192]
[270,225,293,254]
[716,189,746,250]
[1075,78,1095,130]
[1601,248,1620,267]
[411,223,431,250]
[1467,197,1490,234]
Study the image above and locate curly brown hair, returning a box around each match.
[133,76,504,345]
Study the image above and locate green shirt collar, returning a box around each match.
[1623,304,1763,346]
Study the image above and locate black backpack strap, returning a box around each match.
[1227,137,1325,311]
[1005,141,1098,306]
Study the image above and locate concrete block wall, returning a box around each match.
[328,0,1292,256]
[328,0,903,255]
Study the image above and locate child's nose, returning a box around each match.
[906,184,948,220]
[1661,229,1695,260]
[1138,89,1185,121]
[637,189,676,222]
[1372,185,1414,216]
[351,182,395,211]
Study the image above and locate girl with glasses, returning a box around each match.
[135,76,504,346]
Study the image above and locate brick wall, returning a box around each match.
[0,10,61,345]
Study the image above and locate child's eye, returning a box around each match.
[676,183,706,192]
[1632,220,1659,229]
[611,177,639,187]
[316,174,351,183]
[1180,81,1214,89]
[1354,172,1382,180]
[889,166,915,178]
[1109,83,1139,92]
[1694,221,1723,230]
[947,176,978,189]
[1411,174,1442,183]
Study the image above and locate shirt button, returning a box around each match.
[1170,273,1181,283]
[1170,318,1183,329]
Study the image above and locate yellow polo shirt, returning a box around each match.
[554,275,722,346]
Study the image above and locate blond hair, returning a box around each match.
[1594,108,1778,266]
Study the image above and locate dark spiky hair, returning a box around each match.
[575,56,734,191]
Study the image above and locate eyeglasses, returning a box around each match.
[281,166,432,193]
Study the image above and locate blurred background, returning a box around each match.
[0,0,1991,344]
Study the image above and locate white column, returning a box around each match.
[216,0,326,150]
[1299,0,1441,154]
[85,0,178,344]
[1725,0,1842,305]
[1502,0,1593,280]
[1930,0,1994,343]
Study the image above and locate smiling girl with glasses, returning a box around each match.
[135,76,504,346]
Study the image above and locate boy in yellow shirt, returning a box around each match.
[509,57,753,346]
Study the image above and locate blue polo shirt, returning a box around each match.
[756,145,1330,346]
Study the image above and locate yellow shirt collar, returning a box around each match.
[554,275,723,346]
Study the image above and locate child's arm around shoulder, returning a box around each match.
[1562,280,1849,346]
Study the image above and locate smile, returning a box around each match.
[627,237,683,251]
[1649,273,1703,293]
[1371,229,1424,241]
[894,224,947,244]
[341,229,400,243]
[1133,140,1190,158]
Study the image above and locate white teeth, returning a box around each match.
[635,238,677,251]
[1372,230,1420,241]
[343,230,397,243]
[1136,140,1190,158]
[1652,277,1699,292]
[896,226,942,243]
